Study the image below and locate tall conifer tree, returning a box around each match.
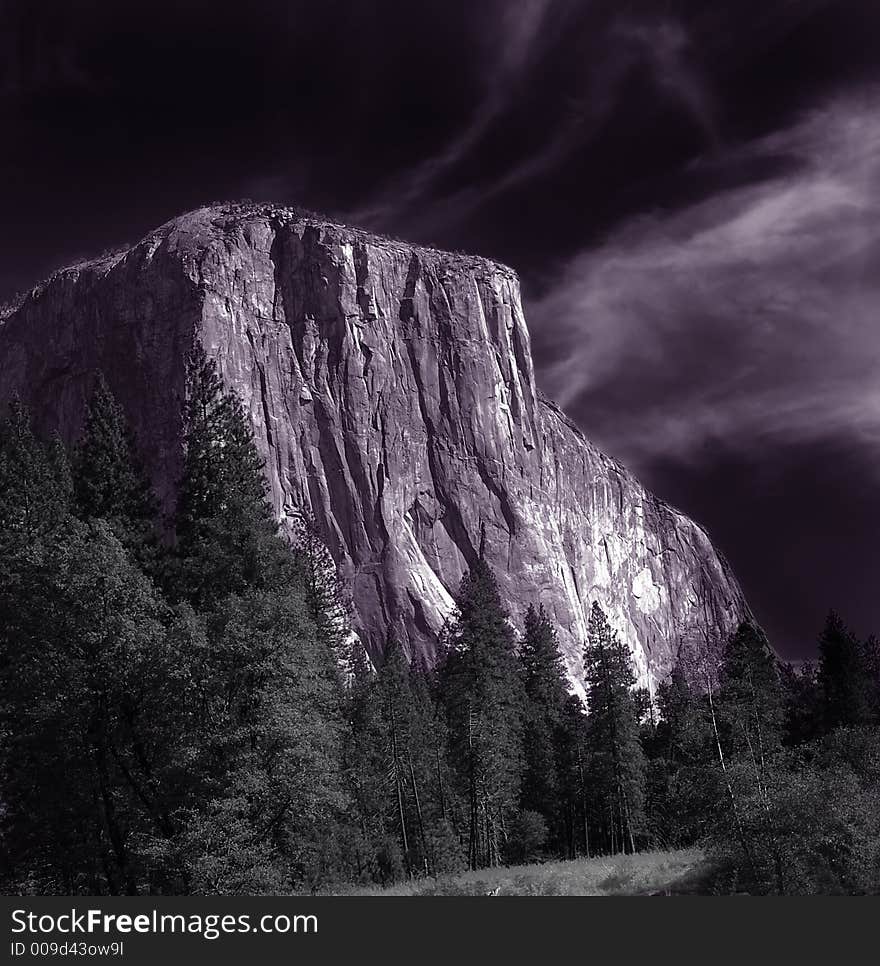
[645,665,716,847]
[439,558,525,869]
[73,374,158,560]
[583,601,646,854]
[718,622,784,755]
[169,343,286,606]
[0,407,176,893]
[290,509,353,671]
[817,611,871,730]
[159,345,351,890]
[556,694,592,859]
[716,623,787,894]
[0,400,71,542]
[518,604,568,853]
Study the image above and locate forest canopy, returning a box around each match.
[1,358,878,895]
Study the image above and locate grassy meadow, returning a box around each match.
[332,848,707,896]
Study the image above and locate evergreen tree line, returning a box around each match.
[645,617,880,893]
[1,353,878,894]
[0,351,349,894]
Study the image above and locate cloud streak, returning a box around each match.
[353,9,719,237]
[527,91,880,471]
[350,0,560,227]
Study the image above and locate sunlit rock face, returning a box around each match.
[0,204,750,693]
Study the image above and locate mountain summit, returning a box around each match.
[0,203,749,691]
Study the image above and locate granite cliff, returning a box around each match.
[0,203,750,693]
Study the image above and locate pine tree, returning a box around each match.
[73,373,158,556]
[158,344,352,890]
[656,665,709,765]
[438,558,525,869]
[817,611,872,730]
[0,403,187,894]
[376,637,426,877]
[289,509,353,672]
[780,661,823,746]
[170,343,286,607]
[715,622,787,894]
[718,622,784,756]
[555,694,592,859]
[0,518,174,894]
[343,637,453,883]
[518,604,568,854]
[646,665,716,847]
[582,601,646,855]
[408,655,464,874]
[0,399,71,543]
[169,585,349,893]
[345,646,394,881]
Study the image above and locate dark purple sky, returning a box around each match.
[2,0,879,660]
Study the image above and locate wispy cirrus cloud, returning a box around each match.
[527,92,880,469]
[350,0,561,227]
[353,9,719,237]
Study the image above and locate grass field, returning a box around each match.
[333,849,707,896]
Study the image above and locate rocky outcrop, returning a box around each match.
[0,203,750,693]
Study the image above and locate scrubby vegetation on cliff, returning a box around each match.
[1,364,878,895]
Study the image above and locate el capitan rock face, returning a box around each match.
[0,203,750,693]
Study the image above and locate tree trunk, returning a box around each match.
[706,668,759,884]
[577,745,590,858]
[389,702,411,876]
[467,706,478,870]
[435,745,447,821]
[408,758,430,876]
